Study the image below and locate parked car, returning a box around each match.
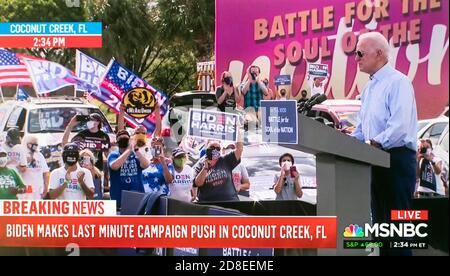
[0,97,115,170]
[433,125,449,168]
[417,116,449,147]
[164,90,219,144]
[309,99,361,134]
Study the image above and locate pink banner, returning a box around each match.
[216,0,449,119]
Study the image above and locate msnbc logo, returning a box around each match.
[343,224,364,238]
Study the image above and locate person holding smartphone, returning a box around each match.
[273,153,303,200]
[415,139,444,197]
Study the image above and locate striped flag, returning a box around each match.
[0,48,32,86]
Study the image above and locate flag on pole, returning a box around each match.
[0,48,33,86]
[75,49,106,94]
[96,59,169,133]
[22,58,94,95]
[16,86,30,101]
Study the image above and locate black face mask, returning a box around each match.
[118,138,129,148]
[280,91,286,96]
[223,77,233,86]
[63,153,79,166]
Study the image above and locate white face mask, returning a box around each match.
[0,157,8,167]
[282,160,292,170]
[86,121,98,130]
[426,148,432,155]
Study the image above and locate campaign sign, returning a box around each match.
[188,109,239,142]
[173,248,199,256]
[122,87,156,119]
[261,100,298,144]
[274,75,291,86]
[308,63,328,77]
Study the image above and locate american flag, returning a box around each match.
[0,49,32,87]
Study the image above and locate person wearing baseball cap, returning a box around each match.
[48,143,95,200]
[170,147,195,202]
[0,127,28,173]
[0,147,26,199]
[62,112,111,172]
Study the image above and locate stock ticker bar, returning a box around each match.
[0,22,102,48]
[344,240,428,250]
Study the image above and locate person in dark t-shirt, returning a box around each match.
[63,113,111,172]
[193,138,243,202]
[216,71,241,112]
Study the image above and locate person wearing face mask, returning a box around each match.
[17,135,50,200]
[193,134,244,202]
[222,142,250,197]
[415,139,445,197]
[63,113,111,173]
[80,149,103,200]
[1,127,27,173]
[307,73,329,96]
[240,65,269,123]
[298,90,309,104]
[108,130,150,208]
[216,71,241,112]
[278,88,288,100]
[142,136,174,195]
[48,143,95,200]
[169,147,195,202]
[0,147,26,199]
[273,153,303,200]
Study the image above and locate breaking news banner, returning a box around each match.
[187,109,240,142]
[0,199,337,249]
[343,210,430,251]
[0,22,102,48]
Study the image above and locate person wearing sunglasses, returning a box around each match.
[351,32,418,256]
[193,133,244,202]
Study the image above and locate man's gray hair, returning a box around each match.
[359,32,390,59]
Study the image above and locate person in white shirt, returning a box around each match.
[17,135,50,200]
[222,142,250,197]
[1,127,27,173]
[308,74,328,96]
[170,147,195,202]
[48,143,94,200]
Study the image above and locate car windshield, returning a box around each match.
[28,107,113,134]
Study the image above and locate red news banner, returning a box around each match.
[0,201,336,248]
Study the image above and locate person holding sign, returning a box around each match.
[192,129,244,202]
[216,71,241,112]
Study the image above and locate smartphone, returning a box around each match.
[290,166,297,178]
[206,148,213,160]
[76,114,90,123]
[419,147,427,154]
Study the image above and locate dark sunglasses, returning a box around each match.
[355,50,364,58]
[208,146,221,151]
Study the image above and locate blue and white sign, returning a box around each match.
[308,63,328,77]
[274,74,291,86]
[188,109,239,142]
[261,100,298,144]
[206,248,274,256]
[75,50,106,92]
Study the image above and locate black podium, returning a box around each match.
[281,114,390,256]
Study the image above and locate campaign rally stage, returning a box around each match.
[0,22,102,48]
